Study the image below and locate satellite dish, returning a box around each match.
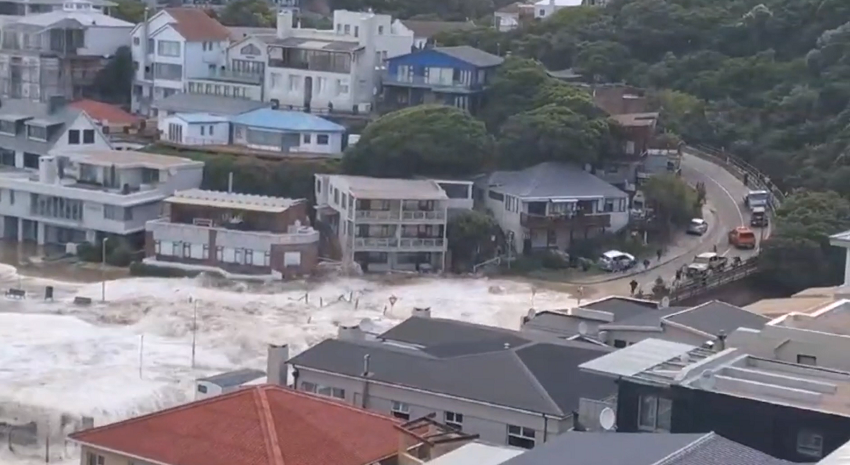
[578,321,589,336]
[599,407,616,431]
[660,296,670,309]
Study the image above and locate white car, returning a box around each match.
[687,218,708,235]
[598,250,636,272]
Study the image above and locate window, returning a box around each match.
[27,125,46,141]
[83,129,95,144]
[147,38,154,51]
[240,44,261,55]
[797,354,817,366]
[0,120,16,135]
[288,75,299,92]
[316,385,345,399]
[201,126,205,136]
[0,149,13,166]
[172,241,180,256]
[157,40,180,57]
[301,381,317,392]
[797,430,824,458]
[378,25,384,34]
[303,133,311,144]
[197,384,207,393]
[613,339,627,348]
[488,190,505,201]
[209,125,214,136]
[317,134,329,145]
[507,425,535,449]
[391,401,410,420]
[182,242,191,258]
[86,453,104,465]
[444,411,463,430]
[344,24,350,34]
[354,26,359,37]
[154,240,161,254]
[336,79,349,95]
[23,152,40,169]
[638,395,672,432]
[68,129,80,144]
[154,63,183,80]
[133,37,139,45]
[604,199,615,212]
[270,72,282,89]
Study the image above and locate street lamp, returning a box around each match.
[101,237,109,302]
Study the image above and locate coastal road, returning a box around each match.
[580,152,769,298]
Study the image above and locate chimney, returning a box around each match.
[338,323,365,341]
[266,344,289,386]
[276,10,293,39]
[362,353,371,376]
[715,330,727,352]
[411,307,431,318]
[48,96,66,114]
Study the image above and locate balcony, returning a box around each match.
[355,209,446,223]
[148,218,319,246]
[520,212,611,229]
[189,68,263,85]
[353,237,445,250]
[382,73,484,93]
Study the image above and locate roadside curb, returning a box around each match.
[559,206,717,285]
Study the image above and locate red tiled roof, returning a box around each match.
[165,8,231,42]
[69,385,415,465]
[70,99,141,126]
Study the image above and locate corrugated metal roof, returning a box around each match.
[167,189,301,213]
[231,109,345,132]
[579,339,696,378]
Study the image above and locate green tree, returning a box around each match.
[497,104,609,168]
[112,0,146,23]
[219,0,274,27]
[480,57,552,130]
[446,210,501,270]
[342,105,493,178]
[92,46,133,104]
[761,191,850,293]
[642,174,699,228]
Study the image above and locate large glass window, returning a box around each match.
[30,194,83,221]
[507,425,535,449]
[156,40,180,57]
[638,395,672,432]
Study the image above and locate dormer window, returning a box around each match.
[0,120,16,135]
[27,124,47,141]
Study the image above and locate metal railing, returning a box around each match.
[354,237,398,248]
[355,210,446,221]
[356,210,399,220]
[399,238,445,248]
[402,210,445,220]
[382,73,484,91]
[354,237,445,249]
[686,144,785,211]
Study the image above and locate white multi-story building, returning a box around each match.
[261,9,414,114]
[475,162,629,254]
[315,174,449,272]
[0,148,203,244]
[130,8,232,116]
[0,0,132,101]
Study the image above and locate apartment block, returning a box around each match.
[144,189,319,278]
[0,149,202,244]
[315,174,450,272]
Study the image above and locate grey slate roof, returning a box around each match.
[663,301,769,336]
[198,368,265,388]
[435,45,504,68]
[0,99,83,155]
[153,93,269,116]
[289,317,615,417]
[611,306,689,327]
[582,296,658,320]
[486,162,627,199]
[499,432,798,465]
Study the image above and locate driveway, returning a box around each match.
[568,152,770,299]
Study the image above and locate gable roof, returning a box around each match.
[0,99,90,155]
[231,108,346,132]
[289,317,615,417]
[154,92,269,116]
[484,162,627,199]
[663,301,769,337]
[498,432,798,465]
[400,20,476,39]
[70,99,141,126]
[163,8,230,42]
[69,385,417,465]
[198,368,265,388]
[434,46,504,67]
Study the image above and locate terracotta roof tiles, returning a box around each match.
[165,8,231,42]
[69,99,141,126]
[69,385,417,465]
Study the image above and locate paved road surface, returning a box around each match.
[576,152,770,299]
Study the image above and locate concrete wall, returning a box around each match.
[728,323,850,371]
[294,366,566,447]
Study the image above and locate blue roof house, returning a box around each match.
[381,46,504,114]
[230,108,347,156]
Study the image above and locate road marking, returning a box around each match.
[699,167,746,226]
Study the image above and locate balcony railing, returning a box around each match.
[353,237,445,250]
[520,212,612,229]
[382,73,483,92]
[356,209,446,222]
[189,68,263,85]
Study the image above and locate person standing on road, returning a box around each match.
[629,279,638,295]
[656,249,662,261]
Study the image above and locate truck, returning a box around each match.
[750,206,769,227]
[728,227,757,249]
[745,190,770,211]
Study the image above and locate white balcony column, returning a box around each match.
[36,221,45,245]
[16,217,22,241]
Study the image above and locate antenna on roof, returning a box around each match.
[599,407,616,431]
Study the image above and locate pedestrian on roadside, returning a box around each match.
[675,269,682,281]
[656,249,662,261]
[643,258,650,269]
[629,279,638,295]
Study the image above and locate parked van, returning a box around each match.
[599,250,636,272]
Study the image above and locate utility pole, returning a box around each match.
[101,237,109,302]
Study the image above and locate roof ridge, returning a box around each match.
[255,387,285,465]
[653,432,716,465]
[68,383,272,443]
[260,384,407,424]
[506,347,565,416]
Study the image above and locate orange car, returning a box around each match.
[728,226,757,249]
